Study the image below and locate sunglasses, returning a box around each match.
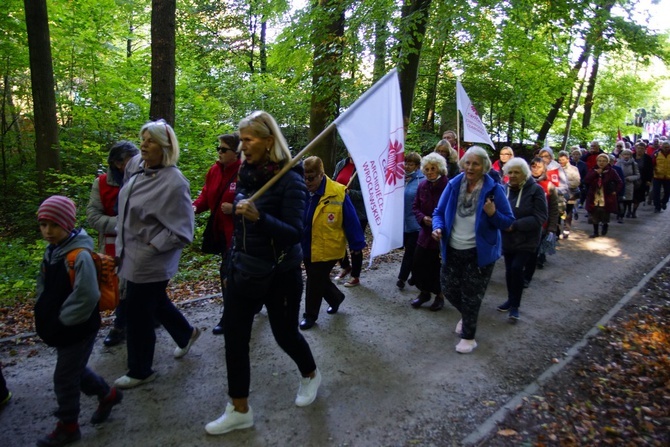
[304,174,321,182]
[217,146,234,153]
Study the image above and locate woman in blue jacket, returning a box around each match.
[396,152,424,289]
[432,146,515,353]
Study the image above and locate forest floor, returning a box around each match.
[1,202,669,446]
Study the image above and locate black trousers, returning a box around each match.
[304,259,343,321]
[223,266,316,399]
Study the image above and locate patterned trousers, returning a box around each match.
[441,246,495,340]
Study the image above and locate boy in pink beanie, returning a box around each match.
[35,195,122,446]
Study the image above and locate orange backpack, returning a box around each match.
[66,248,120,312]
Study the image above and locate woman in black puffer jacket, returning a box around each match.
[497,158,548,322]
[205,111,320,436]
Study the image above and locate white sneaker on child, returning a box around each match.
[205,403,254,435]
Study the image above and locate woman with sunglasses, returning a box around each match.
[193,133,241,335]
[205,111,320,436]
[113,119,201,390]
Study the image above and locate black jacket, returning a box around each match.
[502,177,548,253]
[232,163,306,272]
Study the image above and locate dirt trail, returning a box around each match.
[2,204,670,447]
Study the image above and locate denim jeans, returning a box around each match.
[398,231,419,282]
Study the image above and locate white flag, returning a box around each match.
[456,80,495,149]
[334,69,405,261]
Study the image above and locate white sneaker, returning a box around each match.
[454,319,462,335]
[455,339,477,354]
[114,373,157,389]
[295,368,321,407]
[205,403,254,435]
[174,327,201,358]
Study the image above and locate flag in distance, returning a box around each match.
[456,80,495,149]
[334,69,405,261]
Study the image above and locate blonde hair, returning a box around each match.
[238,111,291,164]
[139,119,179,166]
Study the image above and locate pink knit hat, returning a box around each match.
[37,195,77,232]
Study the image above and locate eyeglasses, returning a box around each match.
[500,153,512,156]
[217,146,233,153]
[304,174,321,182]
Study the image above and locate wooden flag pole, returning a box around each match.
[248,122,337,202]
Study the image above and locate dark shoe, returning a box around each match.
[0,391,11,406]
[299,318,316,330]
[411,292,431,309]
[327,294,345,315]
[91,387,123,424]
[589,233,599,238]
[407,277,416,286]
[663,203,667,210]
[497,301,511,312]
[523,280,530,289]
[617,217,624,224]
[601,224,609,236]
[537,262,544,270]
[212,321,224,335]
[508,308,520,322]
[37,422,81,447]
[396,279,405,289]
[103,328,125,347]
[429,295,444,311]
[625,211,632,218]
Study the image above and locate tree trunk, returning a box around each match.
[23,0,60,194]
[536,44,590,143]
[507,109,515,145]
[397,0,432,123]
[581,51,600,130]
[149,0,176,126]
[561,70,587,149]
[308,0,345,176]
[372,16,388,82]
[421,41,445,132]
[260,20,267,73]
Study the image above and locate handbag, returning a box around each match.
[201,213,225,254]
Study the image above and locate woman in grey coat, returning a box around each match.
[615,149,640,220]
[113,120,200,390]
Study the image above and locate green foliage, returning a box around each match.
[0,238,46,306]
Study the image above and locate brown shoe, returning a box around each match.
[429,295,444,311]
[411,292,431,308]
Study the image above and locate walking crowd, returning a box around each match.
[3,113,670,445]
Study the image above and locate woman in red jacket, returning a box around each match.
[193,133,241,334]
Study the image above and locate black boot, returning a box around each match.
[589,224,599,238]
[601,223,609,236]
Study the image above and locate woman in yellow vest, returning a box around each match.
[300,156,366,330]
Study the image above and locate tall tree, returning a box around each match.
[150,0,176,125]
[23,0,60,193]
[397,0,432,122]
[308,0,345,175]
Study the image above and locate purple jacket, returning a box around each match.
[412,176,448,249]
